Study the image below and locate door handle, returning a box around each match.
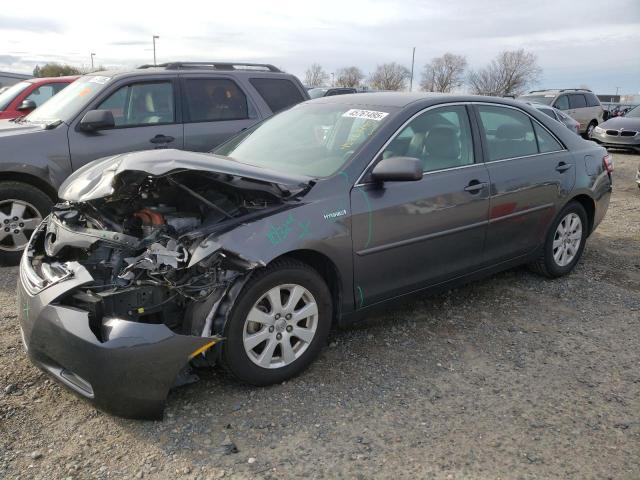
[464,180,488,194]
[150,134,175,144]
[556,162,573,173]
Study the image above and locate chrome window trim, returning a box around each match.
[354,101,568,187]
[354,102,473,186]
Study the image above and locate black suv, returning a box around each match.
[0,62,308,264]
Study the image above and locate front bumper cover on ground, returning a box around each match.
[17,251,220,419]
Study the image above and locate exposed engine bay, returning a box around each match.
[27,168,298,346]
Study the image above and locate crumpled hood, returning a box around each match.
[601,116,640,131]
[59,149,313,202]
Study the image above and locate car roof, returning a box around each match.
[89,65,297,81]
[306,92,532,109]
[27,75,79,84]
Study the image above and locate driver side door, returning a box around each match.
[350,104,490,307]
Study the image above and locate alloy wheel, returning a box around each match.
[243,284,318,369]
[552,213,582,267]
[0,199,42,252]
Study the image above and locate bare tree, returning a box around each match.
[336,67,365,88]
[369,63,411,91]
[467,49,542,97]
[304,63,329,87]
[420,53,467,93]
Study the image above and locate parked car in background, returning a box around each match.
[517,89,604,138]
[0,76,78,120]
[0,62,308,264]
[17,93,612,418]
[590,104,640,153]
[308,87,357,98]
[527,102,581,135]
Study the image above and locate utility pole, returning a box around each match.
[331,72,335,87]
[153,35,160,65]
[409,47,416,92]
[90,53,96,71]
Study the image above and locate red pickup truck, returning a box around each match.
[0,76,78,119]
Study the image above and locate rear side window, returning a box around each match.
[554,95,569,110]
[585,92,600,107]
[250,78,304,113]
[533,123,563,153]
[569,94,587,109]
[183,78,248,122]
[97,81,174,127]
[477,106,538,161]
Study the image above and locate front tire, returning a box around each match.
[530,201,588,278]
[585,121,597,139]
[221,259,332,386]
[0,182,52,266]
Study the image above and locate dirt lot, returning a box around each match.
[1,152,638,480]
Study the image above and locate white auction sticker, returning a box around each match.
[342,109,389,121]
[89,76,111,84]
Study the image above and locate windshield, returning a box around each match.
[625,105,640,118]
[0,81,30,111]
[215,103,393,177]
[26,75,110,123]
[517,94,555,106]
[308,88,328,99]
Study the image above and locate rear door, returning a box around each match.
[181,75,261,152]
[351,104,490,305]
[473,104,575,263]
[567,93,588,131]
[68,77,184,170]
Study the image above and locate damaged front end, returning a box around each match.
[18,152,309,418]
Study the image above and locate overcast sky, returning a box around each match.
[1,0,639,94]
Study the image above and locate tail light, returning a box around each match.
[603,154,614,174]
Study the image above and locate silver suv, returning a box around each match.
[0,62,309,264]
[517,89,604,137]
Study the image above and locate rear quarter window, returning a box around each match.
[585,92,600,107]
[249,78,305,113]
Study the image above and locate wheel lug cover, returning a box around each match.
[285,313,292,320]
[268,326,274,333]
[12,217,18,221]
[286,325,293,332]
[276,333,282,340]
[275,313,280,319]
[13,229,19,234]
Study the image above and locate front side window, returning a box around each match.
[477,106,538,161]
[568,94,587,109]
[97,81,174,127]
[215,103,392,177]
[184,78,248,122]
[25,83,68,108]
[381,105,474,172]
[250,78,305,113]
[554,95,569,110]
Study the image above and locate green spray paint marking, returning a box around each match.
[356,187,373,249]
[266,213,294,245]
[22,302,30,321]
[356,286,365,309]
[297,220,311,239]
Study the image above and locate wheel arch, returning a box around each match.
[0,172,58,202]
[569,193,596,235]
[275,249,344,325]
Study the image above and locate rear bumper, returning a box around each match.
[17,250,216,419]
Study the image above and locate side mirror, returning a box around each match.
[17,99,37,112]
[370,157,423,183]
[79,109,115,132]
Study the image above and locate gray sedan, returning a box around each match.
[590,105,640,153]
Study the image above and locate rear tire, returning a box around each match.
[529,201,588,278]
[0,182,52,266]
[220,259,332,386]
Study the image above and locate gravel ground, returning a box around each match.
[1,152,638,480]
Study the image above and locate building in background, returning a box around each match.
[0,71,32,89]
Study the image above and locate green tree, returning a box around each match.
[33,63,81,77]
